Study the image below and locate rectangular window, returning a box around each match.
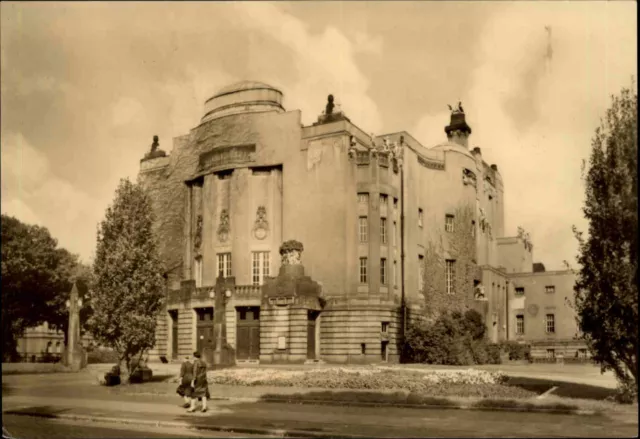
[546,349,555,359]
[194,257,203,288]
[545,286,556,294]
[380,218,387,244]
[445,214,455,232]
[418,208,424,227]
[445,259,456,295]
[217,253,232,279]
[379,194,388,207]
[515,287,525,296]
[251,252,270,286]
[418,254,425,291]
[516,315,525,335]
[393,197,398,213]
[358,193,369,204]
[359,217,368,242]
[394,260,398,287]
[380,258,387,285]
[381,322,389,333]
[546,314,555,334]
[471,220,476,238]
[393,221,397,247]
[359,257,368,283]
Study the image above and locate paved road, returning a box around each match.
[2,414,267,439]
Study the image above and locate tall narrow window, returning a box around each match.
[418,254,425,291]
[379,194,388,206]
[445,214,455,232]
[358,193,369,205]
[516,315,525,335]
[194,257,203,287]
[380,258,387,285]
[251,251,270,285]
[471,220,476,238]
[418,208,424,227]
[217,253,232,278]
[393,197,398,214]
[393,221,397,247]
[359,217,368,242]
[394,260,398,287]
[545,314,555,334]
[380,218,387,244]
[359,257,368,283]
[445,259,456,295]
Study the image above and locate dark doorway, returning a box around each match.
[307,311,320,360]
[236,307,260,360]
[195,307,215,365]
[169,310,179,360]
[381,341,389,362]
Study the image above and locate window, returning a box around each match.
[194,257,203,287]
[359,258,368,283]
[381,322,389,333]
[379,194,388,207]
[546,314,555,334]
[251,251,270,285]
[445,214,455,232]
[361,343,366,354]
[418,255,425,291]
[577,349,588,359]
[515,287,525,296]
[380,218,387,244]
[471,220,476,238]
[394,260,398,287]
[217,253,232,279]
[393,221,397,247]
[516,315,525,335]
[358,193,369,205]
[393,197,398,212]
[546,349,555,359]
[359,217,368,242]
[445,260,456,295]
[418,208,424,227]
[545,285,556,294]
[380,258,387,285]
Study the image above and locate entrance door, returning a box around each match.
[307,311,319,360]
[170,310,179,360]
[236,307,260,360]
[195,307,215,365]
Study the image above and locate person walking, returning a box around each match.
[176,355,193,408]
[187,351,210,413]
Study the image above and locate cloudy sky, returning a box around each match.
[1,1,636,269]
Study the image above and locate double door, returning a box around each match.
[196,307,215,365]
[236,307,260,360]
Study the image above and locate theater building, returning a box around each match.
[138,80,583,365]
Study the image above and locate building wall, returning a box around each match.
[507,270,580,349]
[497,237,533,273]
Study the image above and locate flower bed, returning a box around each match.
[206,366,532,398]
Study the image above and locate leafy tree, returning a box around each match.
[89,178,165,378]
[1,215,67,360]
[421,203,477,319]
[573,83,638,396]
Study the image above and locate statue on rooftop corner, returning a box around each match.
[151,135,159,153]
[280,240,303,265]
[144,135,166,160]
[325,95,335,115]
[448,102,465,114]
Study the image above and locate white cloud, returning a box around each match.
[1,132,102,263]
[230,2,383,133]
[413,2,636,270]
[112,97,145,127]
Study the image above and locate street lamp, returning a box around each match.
[213,286,233,366]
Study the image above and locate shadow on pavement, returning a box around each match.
[4,406,71,418]
[506,376,617,400]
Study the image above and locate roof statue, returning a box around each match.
[448,102,464,114]
[142,135,167,161]
[325,95,335,115]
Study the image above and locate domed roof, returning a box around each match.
[212,80,282,98]
[431,141,475,159]
[201,80,284,123]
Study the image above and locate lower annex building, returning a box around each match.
[138,80,585,365]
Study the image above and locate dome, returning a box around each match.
[201,80,284,123]
[431,141,475,159]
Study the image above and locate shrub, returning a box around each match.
[87,349,119,364]
[485,344,502,364]
[500,342,531,361]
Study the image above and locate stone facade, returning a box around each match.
[138,80,582,365]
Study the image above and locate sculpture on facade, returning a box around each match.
[474,284,486,300]
[194,215,203,254]
[348,135,357,160]
[217,209,230,243]
[279,240,304,265]
[143,135,167,160]
[253,206,269,240]
[448,102,465,114]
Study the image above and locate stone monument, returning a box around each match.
[64,282,87,371]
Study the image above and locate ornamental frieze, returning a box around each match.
[417,155,445,170]
[198,144,256,172]
[217,209,230,243]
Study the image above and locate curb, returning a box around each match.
[4,410,366,438]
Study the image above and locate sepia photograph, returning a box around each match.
[1,1,637,438]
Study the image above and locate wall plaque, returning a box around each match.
[198,144,256,172]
